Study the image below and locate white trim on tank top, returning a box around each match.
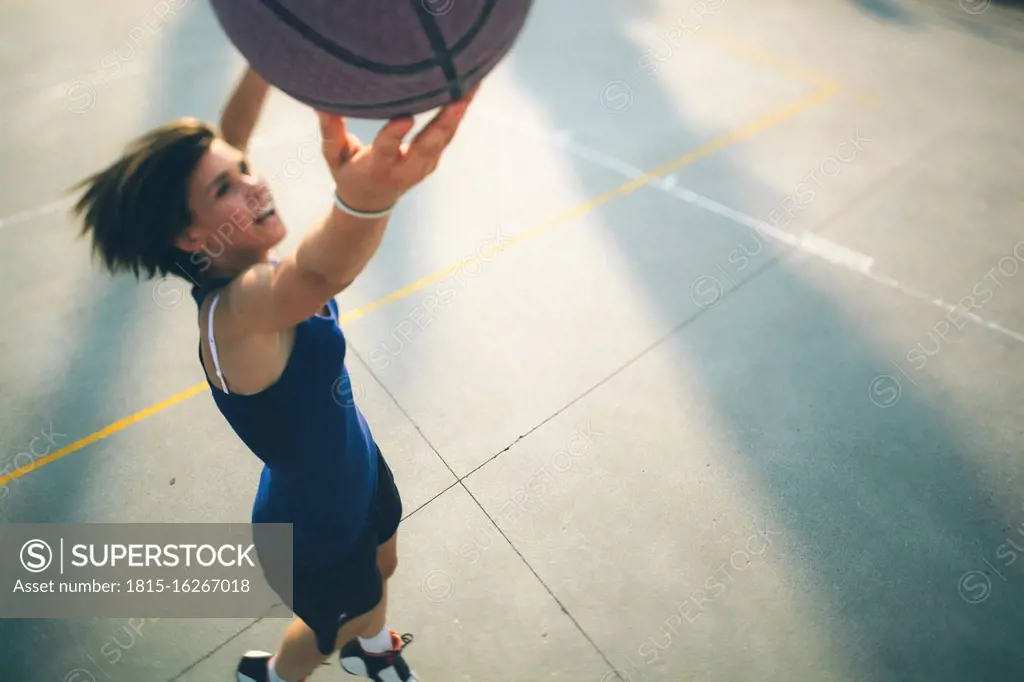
[207,292,230,395]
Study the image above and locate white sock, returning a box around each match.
[358,625,393,653]
[267,656,301,682]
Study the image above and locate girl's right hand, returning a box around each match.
[318,87,479,214]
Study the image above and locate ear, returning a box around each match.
[172,225,205,253]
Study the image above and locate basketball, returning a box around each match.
[209,0,535,120]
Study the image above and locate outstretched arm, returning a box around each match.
[219,88,479,338]
[219,65,270,152]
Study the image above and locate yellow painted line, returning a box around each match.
[694,26,879,107]
[852,91,882,109]
[0,383,208,486]
[697,26,841,88]
[0,84,842,488]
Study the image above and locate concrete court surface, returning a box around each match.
[2,0,1024,679]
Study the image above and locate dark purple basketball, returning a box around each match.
[209,0,534,120]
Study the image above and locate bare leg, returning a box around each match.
[271,533,399,680]
[352,580,388,640]
[271,600,388,680]
[348,532,399,644]
[267,618,329,680]
[376,531,400,582]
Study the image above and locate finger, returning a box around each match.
[371,116,415,160]
[404,96,474,165]
[317,111,346,151]
[317,111,351,160]
[415,89,476,143]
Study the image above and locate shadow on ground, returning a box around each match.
[850,0,921,26]
[494,0,1024,679]
[849,0,1024,53]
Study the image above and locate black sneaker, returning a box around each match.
[236,650,328,682]
[236,651,273,682]
[340,631,418,681]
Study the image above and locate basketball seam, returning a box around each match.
[276,37,510,114]
[221,0,528,116]
[411,0,464,101]
[446,0,497,55]
[256,0,441,74]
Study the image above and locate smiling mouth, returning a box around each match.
[254,200,276,224]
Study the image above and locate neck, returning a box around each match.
[201,249,276,285]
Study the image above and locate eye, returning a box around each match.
[240,159,251,176]
[215,181,230,198]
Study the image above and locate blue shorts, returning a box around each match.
[257,447,403,655]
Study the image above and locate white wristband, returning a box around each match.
[333,191,395,219]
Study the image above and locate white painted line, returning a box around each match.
[861,272,1024,344]
[552,130,574,145]
[475,107,1024,346]
[521,111,876,275]
[799,232,874,273]
[0,198,75,231]
[0,127,312,231]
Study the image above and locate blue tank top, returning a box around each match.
[191,280,378,568]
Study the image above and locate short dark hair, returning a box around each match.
[69,117,218,282]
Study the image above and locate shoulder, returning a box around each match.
[197,269,296,394]
[204,262,278,343]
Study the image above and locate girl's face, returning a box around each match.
[175,137,286,275]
